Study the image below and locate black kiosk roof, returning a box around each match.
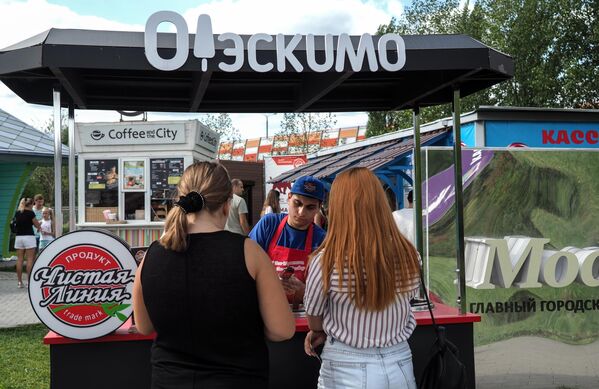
[0,28,513,113]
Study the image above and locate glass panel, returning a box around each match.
[423,147,599,388]
[124,192,145,221]
[150,158,183,221]
[84,159,118,222]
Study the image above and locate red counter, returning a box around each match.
[44,304,480,389]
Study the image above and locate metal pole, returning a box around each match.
[265,114,269,138]
[68,105,76,232]
[412,107,430,310]
[452,89,467,314]
[53,89,63,238]
[412,108,423,255]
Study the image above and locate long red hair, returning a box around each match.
[314,167,420,311]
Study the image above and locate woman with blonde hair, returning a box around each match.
[14,197,41,288]
[304,167,420,388]
[38,207,55,251]
[260,189,281,217]
[133,161,294,388]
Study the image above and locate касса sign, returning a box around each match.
[29,230,137,340]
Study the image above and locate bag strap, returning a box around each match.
[418,265,438,330]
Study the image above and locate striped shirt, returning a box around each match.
[304,252,419,349]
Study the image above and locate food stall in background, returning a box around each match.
[75,120,219,246]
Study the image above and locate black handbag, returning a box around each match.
[418,270,467,389]
[10,214,17,234]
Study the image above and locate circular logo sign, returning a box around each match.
[293,158,306,168]
[29,230,137,340]
[508,142,528,148]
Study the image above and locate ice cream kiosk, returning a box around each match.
[75,120,220,245]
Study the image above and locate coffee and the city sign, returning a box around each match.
[29,230,137,340]
[144,12,407,72]
[78,122,186,146]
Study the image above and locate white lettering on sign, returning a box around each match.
[465,236,599,289]
[144,13,407,73]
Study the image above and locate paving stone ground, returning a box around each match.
[0,263,40,328]
[475,336,599,389]
[2,262,598,388]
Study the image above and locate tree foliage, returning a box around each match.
[278,113,337,154]
[367,0,599,137]
[22,117,69,208]
[201,113,240,141]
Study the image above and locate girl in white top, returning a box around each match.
[304,167,420,389]
[39,207,55,250]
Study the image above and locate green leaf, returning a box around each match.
[114,304,130,312]
[115,312,128,322]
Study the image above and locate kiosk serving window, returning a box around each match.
[82,157,184,223]
[84,159,119,222]
[150,158,183,221]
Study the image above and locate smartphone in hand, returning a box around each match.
[280,266,295,280]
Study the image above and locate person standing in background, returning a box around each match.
[32,194,44,250]
[304,168,420,389]
[392,190,415,245]
[313,204,327,230]
[225,178,251,235]
[14,198,41,288]
[38,207,55,251]
[261,189,281,217]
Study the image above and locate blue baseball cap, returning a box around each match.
[290,176,325,202]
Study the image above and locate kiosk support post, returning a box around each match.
[53,88,63,237]
[68,105,76,232]
[412,107,424,256]
[452,89,467,314]
[411,107,431,310]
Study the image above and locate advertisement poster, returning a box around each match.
[264,155,307,213]
[85,159,118,190]
[150,158,184,198]
[424,148,599,388]
[123,160,145,190]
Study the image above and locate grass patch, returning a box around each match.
[0,324,50,389]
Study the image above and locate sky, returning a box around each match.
[0,0,407,139]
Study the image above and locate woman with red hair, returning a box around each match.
[304,167,420,388]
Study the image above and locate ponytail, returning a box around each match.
[158,161,232,252]
[160,204,189,252]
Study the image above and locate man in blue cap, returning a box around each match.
[249,176,326,304]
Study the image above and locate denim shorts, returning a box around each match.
[318,337,416,389]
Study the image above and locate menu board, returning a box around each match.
[85,159,119,190]
[150,158,184,199]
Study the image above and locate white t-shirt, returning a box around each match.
[39,219,54,241]
[225,194,249,235]
[392,208,415,245]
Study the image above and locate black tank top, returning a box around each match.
[141,231,268,389]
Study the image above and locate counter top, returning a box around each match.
[44,303,479,345]
[76,222,165,228]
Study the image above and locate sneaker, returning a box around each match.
[17,282,23,288]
